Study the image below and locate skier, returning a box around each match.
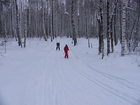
[64,44,69,58]
[56,42,60,50]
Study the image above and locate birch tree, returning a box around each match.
[114,0,118,46]
[0,0,140,57]
[121,0,126,56]
[23,0,28,48]
[97,0,104,59]
[71,0,77,46]
[41,0,47,41]
[15,0,22,47]
[100,0,104,59]
[107,0,110,55]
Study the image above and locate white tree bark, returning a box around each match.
[24,9,27,48]
[121,0,126,56]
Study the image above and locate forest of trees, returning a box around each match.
[0,0,140,58]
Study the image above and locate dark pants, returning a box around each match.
[56,43,60,50]
[56,46,60,50]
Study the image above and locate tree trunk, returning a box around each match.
[42,0,47,41]
[16,0,22,47]
[24,9,27,48]
[97,17,101,54]
[71,0,77,46]
[107,0,110,55]
[114,0,118,46]
[110,15,114,53]
[100,0,104,59]
[121,0,126,56]
[51,0,54,41]
[133,15,140,51]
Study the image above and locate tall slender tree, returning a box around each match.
[107,0,110,55]
[121,0,126,56]
[42,0,47,41]
[71,0,77,46]
[114,0,118,46]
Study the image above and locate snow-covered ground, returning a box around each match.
[0,38,140,105]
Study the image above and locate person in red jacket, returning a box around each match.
[64,44,69,58]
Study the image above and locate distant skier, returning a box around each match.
[56,42,60,50]
[64,44,69,58]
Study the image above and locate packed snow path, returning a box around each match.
[0,39,140,105]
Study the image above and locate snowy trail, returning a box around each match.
[68,51,140,104]
[0,39,140,105]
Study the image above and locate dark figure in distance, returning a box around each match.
[64,44,69,58]
[56,42,60,50]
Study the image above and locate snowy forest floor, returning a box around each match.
[0,38,140,105]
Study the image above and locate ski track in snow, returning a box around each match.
[71,48,140,91]
[72,49,140,91]
[69,50,140,104]
[0,39,140,105]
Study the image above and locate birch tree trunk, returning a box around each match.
[114,0,118,46]
[97,19,101,54]
[126,0,131,52]
[71,0,77,46]
[110,15,114,53]
[107,0,110,55]
[121,0,126,56]
[15,0,22,47]
[51,0,54,41]
[97,0,104,58]
[100,0,104,59]
[133,15,140,51]
[119,1,122,44]
[42,0,47,41]
[24,9,27,48]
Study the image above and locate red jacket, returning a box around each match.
[64,45,69,52]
